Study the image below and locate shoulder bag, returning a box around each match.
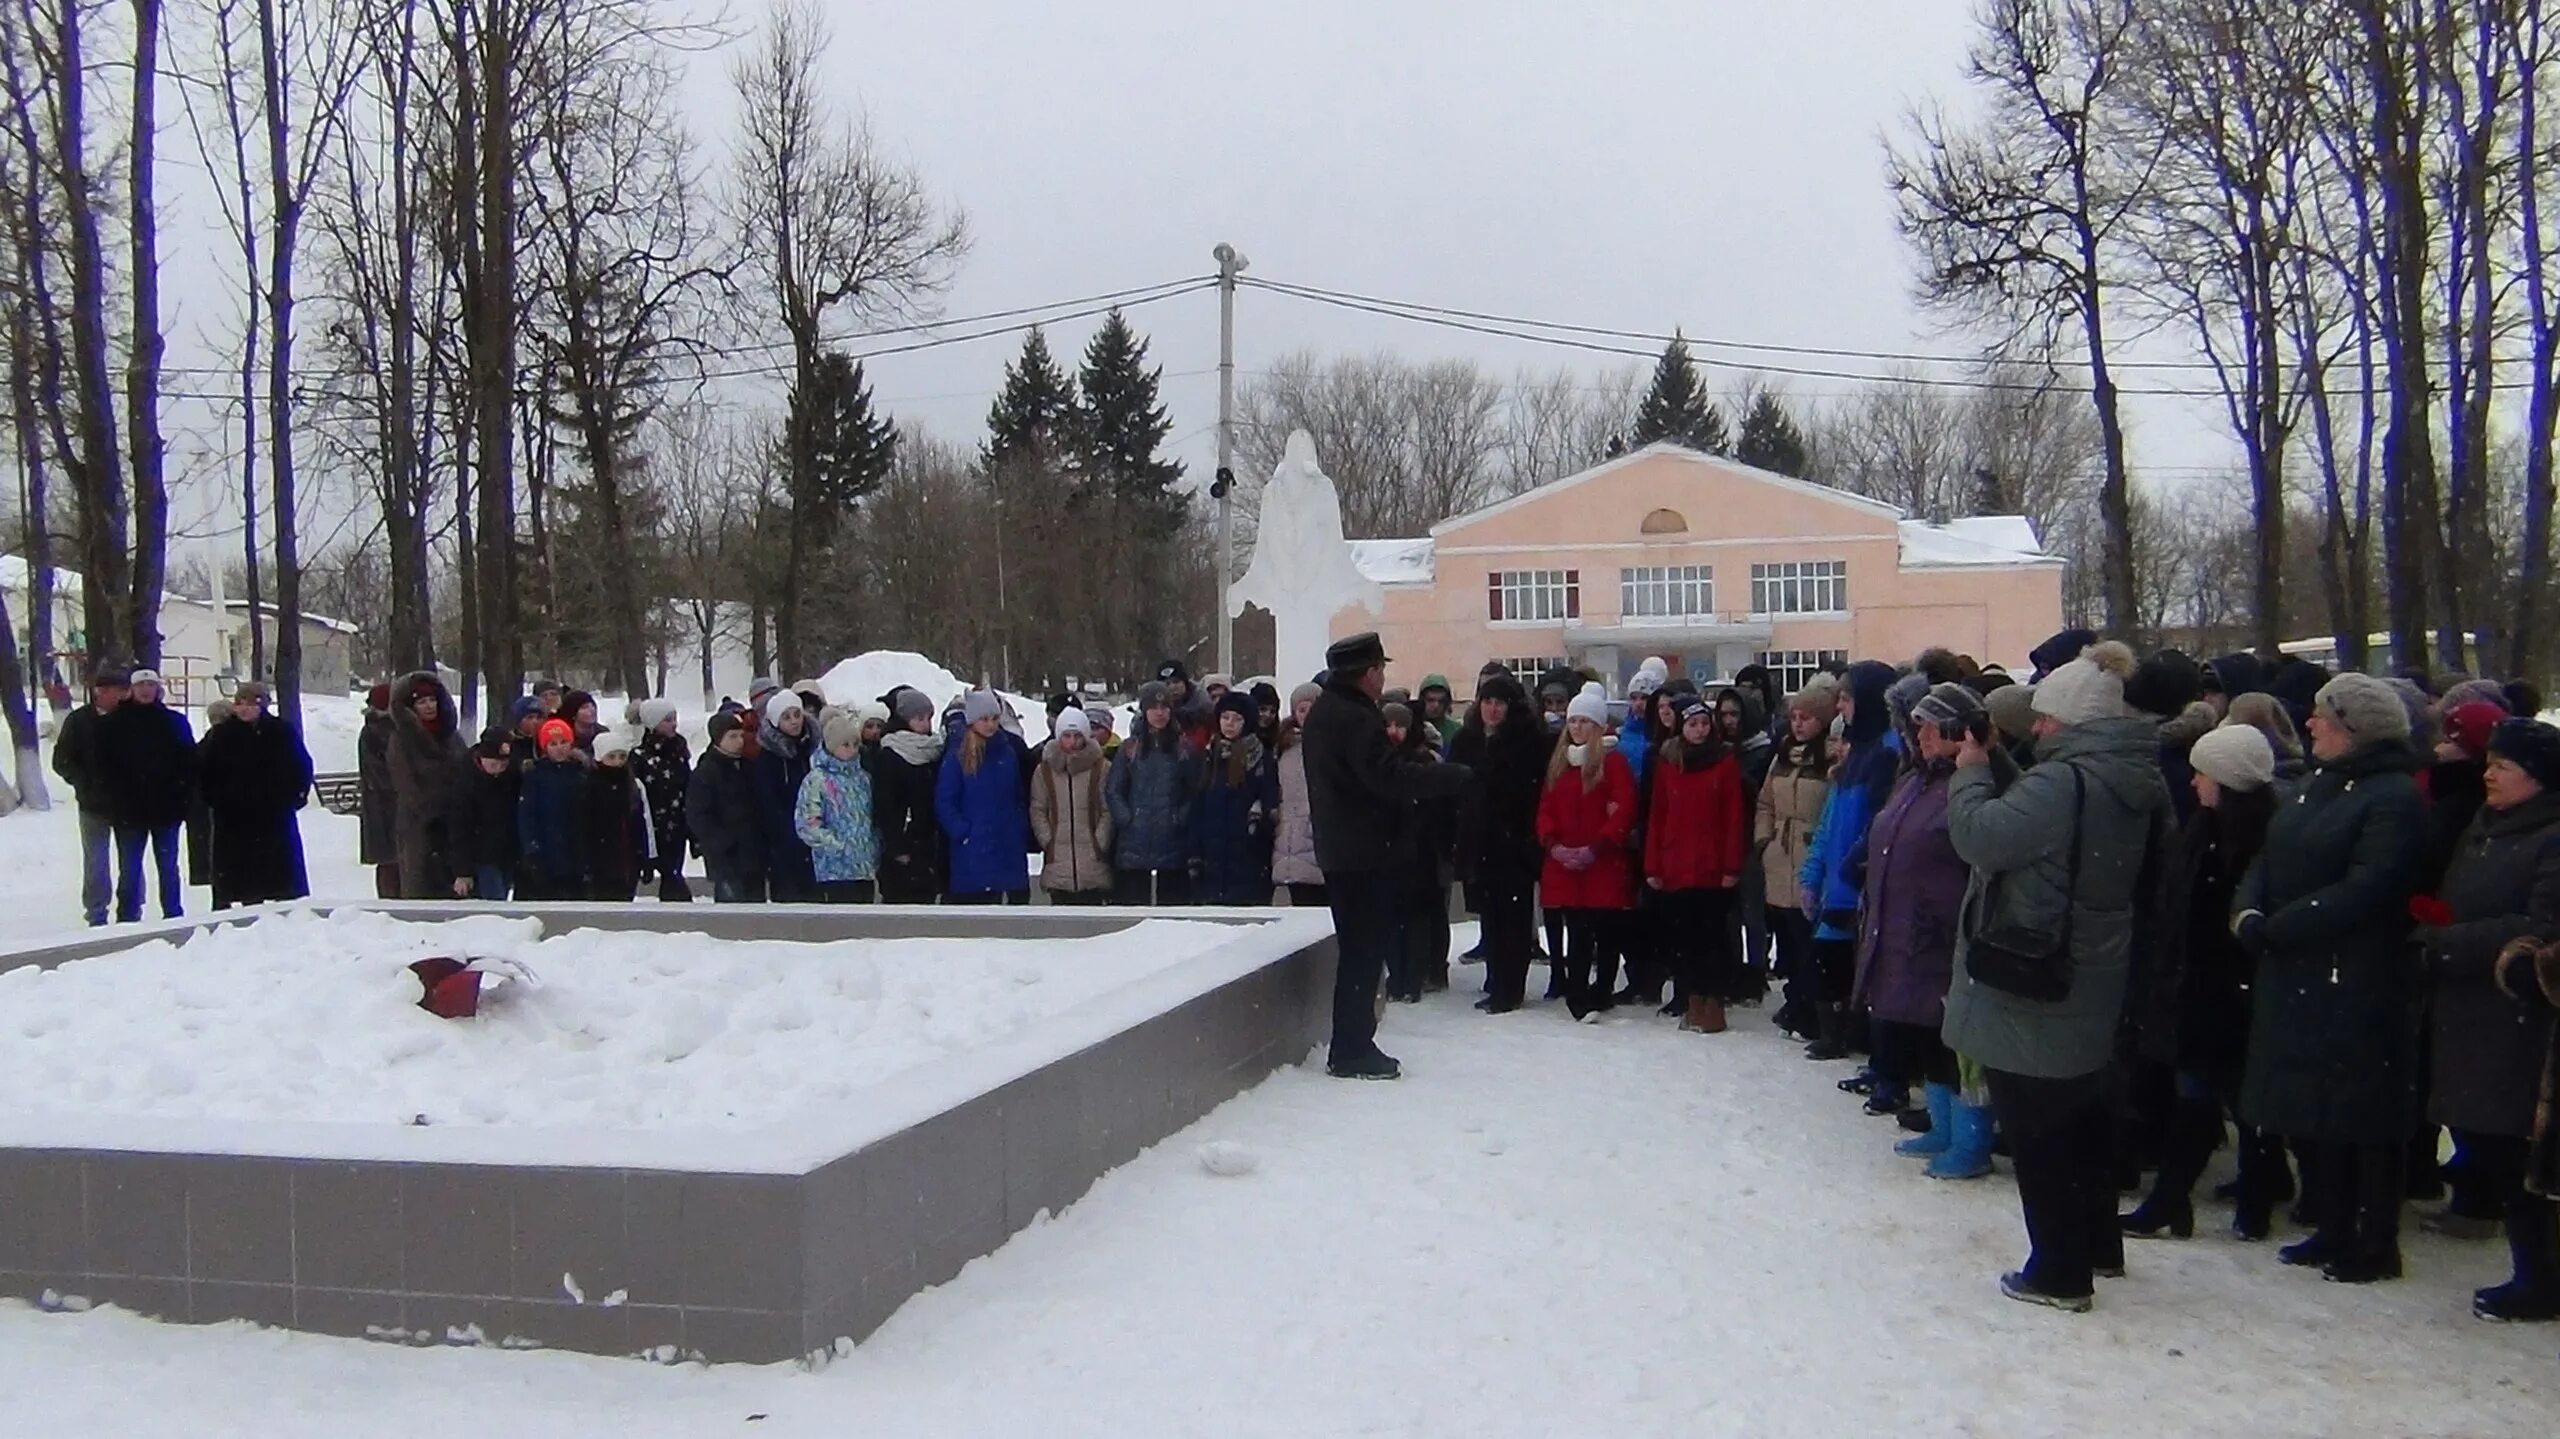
[1964,765,2085,1004]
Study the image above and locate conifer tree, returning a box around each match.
[1734,390,1809,477]
[1075,309,1187,534]
[1630,332,1729,454]
[800,351,898,514]
[982,326,1079,470]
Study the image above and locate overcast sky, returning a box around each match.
[149,0,2232,554]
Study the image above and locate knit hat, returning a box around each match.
[1215,690,1258,727]
[1289,681,1322,710]
[963,690,1001,724]
[2125,650,2205,720]
[1567,682,1610,729]
[1786,685,1831,716]
[1912,681,1988,739]
[1055,708,1092,739]
[1796,672,1841,716]
[1083,705,1116,734]
[892,688,937,725]
[2190,723,2278,792]
[537,718,575,750]
[2442,700,2507,758]
[469,730,508,761]
[532,677,564,698]
[747,676,779,703]
[854,701,889,728]
[90,658,132,687]
[2383,677,2436,749]
[765,689,805,727]
[1884,671,1933,734]
[2490,718,2560,792]
[2316,672,2412,746]
[2438,677,2509,715]
[592,727,635,762]
[634,698,678,729]
[1202,672,1236,694]
[2029,628,2100,683]
[1137,681,1171,713]
[1674,695,1713,727]
[2504,680,2544,719]
[1629,656,1670,696]
[1988,682,2040,742]
[707,711,745,745]
[1156,659,1191,684]
[2032,641,2136,726]
[819,709,864,750]
[1381,701,1414,731]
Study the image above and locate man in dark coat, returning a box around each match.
[358,683,399,897]
[195,682,314,909]
[51,659,130,926]
[1301,633,1473,1079]
[387,671,468,899]
[687,712,767,903]
[100,668,195,922]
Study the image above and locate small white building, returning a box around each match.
[2,556,357,707]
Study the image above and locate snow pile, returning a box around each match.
[1896,516,2055,570]
[816,651,1058,742]
[0,909,1222,1132]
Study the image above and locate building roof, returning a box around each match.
[1348,537,1435,586]
[2,555,359,634]
[1896,516,2061,570]
[1427,442,1904,540]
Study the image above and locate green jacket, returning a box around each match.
[1941,716,2171,1079]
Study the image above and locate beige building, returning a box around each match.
[1332,445,2065,696]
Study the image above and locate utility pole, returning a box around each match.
[1212,242,1247,677]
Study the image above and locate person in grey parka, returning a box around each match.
[1943,640,2170,1314]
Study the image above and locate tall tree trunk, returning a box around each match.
[51,0,131,658]
[465,7,520,718]
[124,0,166,666]
[2506,0,2557,682]
[257,0,302,725]
[2365,2,2445,672]
[6,280,53,802]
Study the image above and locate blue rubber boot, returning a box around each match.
[1896,1081,1956,1158]
[1926,1100,1996,1180]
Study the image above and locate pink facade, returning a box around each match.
[1330,445,2064,697]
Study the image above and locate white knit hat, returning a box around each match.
[634,698,678,729]
[1056,708,1092,738]
[2316,673,2413,746]
[2031,640,2136,726]
[2190,723,2276,792]
[1629,657,1670,696]
[1567,682,1610,728]
[592,727,636,762]
[764,689,805,727]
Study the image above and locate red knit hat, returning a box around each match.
[2442,700,2506,758]
[537,718,575,751]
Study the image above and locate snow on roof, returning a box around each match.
[219,599,360,635]
[1429,442,1904,539]
[4,557,358,632]
[1349,538,1434,586]
[1896,517,2060,569]
[0,554,79,595]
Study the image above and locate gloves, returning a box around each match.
[2232,909,2269,957]
[1552,845,1594,872]
[2407,894,2453,928]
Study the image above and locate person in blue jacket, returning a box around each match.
[1799,658,1902,1060]
[936,690,1032,903]
[1194,691,1280,905]
[755,690,818,902]
[515,718,592,901]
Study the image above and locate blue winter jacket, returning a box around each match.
[935,731,1032,895]
[755,720,816,893]
[1619,709,1657,788]
[795,748,880,883]
[516,757,591,886]
[1108,726,1201,874]
[1799,660,1901,941]
[1193,737,1280,904]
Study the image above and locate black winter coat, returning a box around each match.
[1301,676,1472,877]
[2422,757,2488,895]
[632,729,692,870]
[450,763,520,878]
[51,703,114,813]
[754,724,816,896]
[2133,797,2270,1087]
[358,711,397,863]
[2421,791,2560,1137]
[1450,719,1549,892]
[196,713,313,905]
[686,748,765,886]
[516,758,593,889]
[870,734,946,896]
[101,698,196,830]
[1193,737,1279,904]
[2238,741,2429,1144]
[585,764,651,899]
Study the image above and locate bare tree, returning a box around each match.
[1890,0,2155,636]
[1497,364,1641,497]
[727,0,966,679]
[2504,1,2560,674]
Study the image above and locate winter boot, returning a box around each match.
[1803,1003,1851,1061]
[1926,1101,1996,1180]
[1680,995,1727,1034]
[1896,1082,1956,1158]
[2473,1199,2560,1322]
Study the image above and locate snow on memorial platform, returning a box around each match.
[0,901,1338,1362]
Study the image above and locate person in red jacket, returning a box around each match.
[1644,696,1748,1033]
[1539,685,1638,1020]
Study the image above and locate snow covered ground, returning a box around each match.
[5,951,2551,1438]
[0,910,1217,1134]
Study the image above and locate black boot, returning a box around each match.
[1803,1003,1850,1061]
[2475,1198,2560,1322]
[2322,1143,2404,1284]
[2124,1099,2219,1240]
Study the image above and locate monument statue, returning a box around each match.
[1229,430,1383,686]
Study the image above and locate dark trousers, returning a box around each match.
[1558,907,1627,1007]
[1478,879,1537,1009]
[657,869,694,904]
[2306,1140,2405,1261]
[1737,860,1770,977]
[946,890,1026,906]
[712,874,768,904]
[1543,906,1567,989]
[114,822,184,922]
[1619,890,1667,1002]
[1286,882,1329,907]
[78,809,113,925]
[877,872,936,905]
[1986,1066,2122,1300]
[1324,868,1400,1065]
[1871,1018,1956,1092]
[1773,906,1819,1014]
[1387,880,1449,1001]
[1114,868,1194,907]
[1049,888,1113,906]
[2449,1126,2515,1222]
[1813,933,1856,1006]
[815,879,876,904]
[1654,888,1735,1003]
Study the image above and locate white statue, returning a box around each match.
[1229,430,1383,687]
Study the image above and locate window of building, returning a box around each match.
[1619,564,1712,620]
[1492,656,1569,684]
[1639,508,1689,535]
[1755,649,1849,694]
[1486,569,1580,623]
[1749,560,1848,616]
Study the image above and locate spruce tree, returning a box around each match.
[791,350,897,536]
[982,325,1079,471]
[1075,308,1187,534]
[1630,332,1729,454]
[1734,390,1809,477]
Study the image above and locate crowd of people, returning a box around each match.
[45,631,2560,1326]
